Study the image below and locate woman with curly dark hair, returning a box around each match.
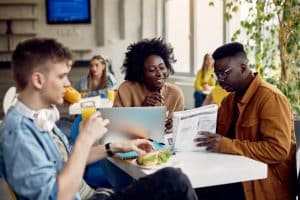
[114,38,184,130]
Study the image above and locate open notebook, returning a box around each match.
[172,104,218,152]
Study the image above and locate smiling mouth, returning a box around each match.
[156,79,165,84]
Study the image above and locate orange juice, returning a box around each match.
[107,89,116,102]
[64,86,81,104]
[81,106,97,121]
[81,101,96,121]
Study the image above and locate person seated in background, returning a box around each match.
[194,54,216,107]
[194,42,297,199]
[114,38,184,131]
[202,84,228,107]
[76,55,117,98]
[0,38,198,200]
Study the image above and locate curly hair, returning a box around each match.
[122,38,176,83]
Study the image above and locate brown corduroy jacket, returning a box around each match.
[217,74,297,200]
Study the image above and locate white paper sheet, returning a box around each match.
[172,104,218,152]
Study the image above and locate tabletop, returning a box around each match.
[108,151,267,188]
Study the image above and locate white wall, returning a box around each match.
[0,0,227,109]
[194,0,224,73]
[0,0,162,83]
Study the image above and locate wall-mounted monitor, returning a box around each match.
[46,0,91,24]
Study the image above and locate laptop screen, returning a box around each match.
[99,107,166,143]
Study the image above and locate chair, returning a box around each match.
[3,86,17,115]
[7,185,17,200]
[71,115,111,188]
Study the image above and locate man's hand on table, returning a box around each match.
[194,131,222,152]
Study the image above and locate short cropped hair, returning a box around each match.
[12,38,72,90]
[122,38,176,83]
[212,42,247,61]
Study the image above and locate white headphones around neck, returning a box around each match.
[14,99,60,132]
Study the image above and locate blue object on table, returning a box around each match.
[100,93,107,98]
[71,115,111,188]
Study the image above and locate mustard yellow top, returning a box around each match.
[194,68,216,91]
[210,85,229,106]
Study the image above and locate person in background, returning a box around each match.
[202,84,228,107]
[194,42,297,199]
[194,54,216,107]
[76,55,117,98]
[0,38,198,200]
[114,38,184,131]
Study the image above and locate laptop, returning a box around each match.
[98,106,166,144]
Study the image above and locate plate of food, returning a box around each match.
[131,150,177,169]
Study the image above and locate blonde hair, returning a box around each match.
[201,54,213,80]
[88,55,108,90]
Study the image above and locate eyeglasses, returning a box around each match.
[213,66,233,80]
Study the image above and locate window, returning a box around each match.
[165,0,191,75]
[164,0,224,75]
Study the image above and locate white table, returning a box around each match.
[108,151,267,188]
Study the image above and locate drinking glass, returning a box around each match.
[107,89,116,102]
[81,101,97,121]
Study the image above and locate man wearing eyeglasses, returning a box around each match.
[194,42,296,199]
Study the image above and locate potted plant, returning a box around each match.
[209,0,300,136]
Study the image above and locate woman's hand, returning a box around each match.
[111,139,153,155]
[194,131,222,152]
[141,92,164,106]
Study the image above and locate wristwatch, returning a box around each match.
[105,143,114,157]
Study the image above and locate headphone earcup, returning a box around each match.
[52,106,60,122]
[34,106,60,131]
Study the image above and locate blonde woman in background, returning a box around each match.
[194,54,216,107]
[202,84,229,106]
[76,55,117,98]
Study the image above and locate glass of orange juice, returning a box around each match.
[107,89,116,102]
[81,101,97,121]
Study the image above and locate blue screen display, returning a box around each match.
[46,0,91,24]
